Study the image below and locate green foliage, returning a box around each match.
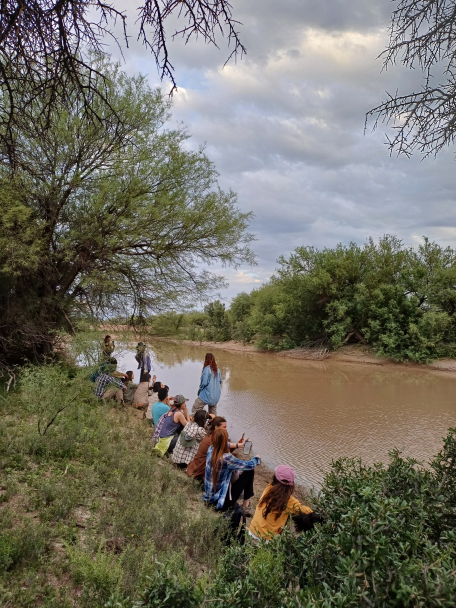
[198,429,456,607]
[204,301,232,342]
[0,56,254,366]
[149,312,186,337]
[0,517,51,573]
[68,544,123,605]
[175,236,456,362]
[0,363,223,607]
[135,557,204,608]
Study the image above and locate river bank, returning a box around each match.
[158,337,456,375]
[102,329,456,487]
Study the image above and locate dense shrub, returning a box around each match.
[199,428,456,607]
[125,429,456,607]
[158,235,456,362]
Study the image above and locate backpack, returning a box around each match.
[220,504,247,546]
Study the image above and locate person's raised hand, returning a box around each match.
[152,374,157,383]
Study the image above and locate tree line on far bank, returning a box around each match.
[147,235,456,363]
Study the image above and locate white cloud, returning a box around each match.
[107,0,456,301]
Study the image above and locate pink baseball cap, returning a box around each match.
[275,465,295,486]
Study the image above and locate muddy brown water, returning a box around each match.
[117,342,456,489]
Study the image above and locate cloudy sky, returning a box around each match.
[108,0,456,303]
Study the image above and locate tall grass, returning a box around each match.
[0,364,222,607]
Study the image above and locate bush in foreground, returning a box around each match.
[136,429,456,607]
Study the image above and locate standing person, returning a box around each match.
[187,417,246,483]
[152,396,190,456]
[249,466,314,541]
[102,335,115,360]
[192,353,222,416]
[204,428,260,513]
[132,372,156,410]
[172,410,209,469]
[135,342,152,377]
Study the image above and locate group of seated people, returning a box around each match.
[90,355,316,541]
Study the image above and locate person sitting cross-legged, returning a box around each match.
[172,410,210,469]
[122,371,138,404]
[149,387,170,426]
[132,372,156,410]
[187,416,246,485]
[152,395,190,456]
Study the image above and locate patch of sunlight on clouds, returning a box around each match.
[303,28,385,65]
[234,271,262,284]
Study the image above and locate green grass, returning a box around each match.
[0,365,222,607]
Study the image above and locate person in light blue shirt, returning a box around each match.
[191,353,222,416]
[151,387,170,426]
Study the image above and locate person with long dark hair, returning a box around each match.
[248,465,313,541]
[186,416,246,483]
[192,353,222,416]
[204,428,260,513]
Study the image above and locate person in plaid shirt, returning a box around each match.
[203,428,260,513]
[93,372,125,402]
[172,410,209,468]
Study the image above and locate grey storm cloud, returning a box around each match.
[106,0,456,300]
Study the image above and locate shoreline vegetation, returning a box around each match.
[101,328,456,375]
[106,235,456,373]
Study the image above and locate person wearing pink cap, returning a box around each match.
[249,465,313,541]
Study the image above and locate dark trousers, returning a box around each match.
[222,469,255,511]
[166,435,179,455]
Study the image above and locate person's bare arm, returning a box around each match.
[181,404,191,424]
[176,410,189,426]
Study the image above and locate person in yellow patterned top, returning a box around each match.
[249,465,313,541]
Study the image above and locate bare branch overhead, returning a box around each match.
[0,1,245,163]
[367,0,456,157]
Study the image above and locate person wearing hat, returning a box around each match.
[249,465,314,541]
[151,394,190,456]
[172,410,211,469]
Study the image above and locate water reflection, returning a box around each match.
[117,341,456,488]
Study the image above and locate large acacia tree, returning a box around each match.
[0,58,254,366]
